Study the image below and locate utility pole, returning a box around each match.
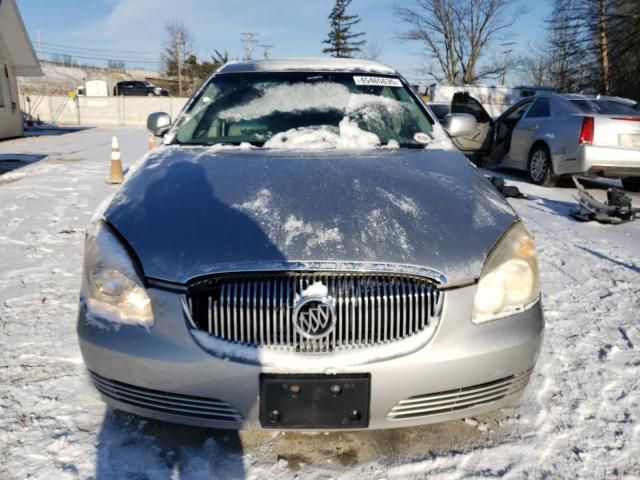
[258,44,274,59]
[241,33,259,61]
[175,32,184,96]
[500,42,516,85]
[37,30,44,61]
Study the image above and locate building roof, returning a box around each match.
[217,58,397,76]
[0,0,42,76]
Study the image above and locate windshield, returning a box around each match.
[568,99,639,116]
[172,72,434,149]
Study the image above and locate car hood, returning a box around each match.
[104,146,517,285]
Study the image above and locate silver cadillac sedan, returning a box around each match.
[78,58,544,430]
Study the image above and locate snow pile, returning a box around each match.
[300,281,329,298]
[208,142,256,152]
[265,117,380,150]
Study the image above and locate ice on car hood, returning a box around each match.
[104,147,516,285]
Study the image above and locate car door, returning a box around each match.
[449,92,493,156]
[507,97,550,169]
[133,82,147,95]
[490,100,533,166]
[120,82,135,95]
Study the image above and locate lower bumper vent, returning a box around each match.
[89,370,243,422]
[387,370,532,420]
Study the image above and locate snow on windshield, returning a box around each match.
[264,117,380,150]
[218,82,417,149]
[219,82,409,126]
[219,83,350,121]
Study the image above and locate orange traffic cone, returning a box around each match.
[148,132,156,150]
[107,136,124,184]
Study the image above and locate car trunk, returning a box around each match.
[592,114,640,149]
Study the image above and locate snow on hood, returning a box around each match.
[104,147,516,285]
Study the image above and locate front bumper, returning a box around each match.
[559,144,640,177]
[77,285,544,430]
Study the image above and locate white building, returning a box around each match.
[0,0,42,139]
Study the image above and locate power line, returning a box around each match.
[42,41,160,56]
[39,46,159,62]
[39,49,161,65]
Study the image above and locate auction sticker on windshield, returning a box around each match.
[353,76,403,87]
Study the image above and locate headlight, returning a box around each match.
[472,222,540,324]
[81,222,153,327]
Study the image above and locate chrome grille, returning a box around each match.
[186,272,443,353]
[89,370,243,422]
[387,370,532,420]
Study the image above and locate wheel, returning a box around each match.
[621,177,640,192]
[528,145,558,187]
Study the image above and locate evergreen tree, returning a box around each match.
[322,0,366,58]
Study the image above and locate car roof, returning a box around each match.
[556,93,622,101]
[216,58,397,76]
[558,93,637,105]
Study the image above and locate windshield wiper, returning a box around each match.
[209,141,265,147]
[398,142,426,149]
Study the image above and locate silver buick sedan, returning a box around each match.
[78,58,544,430]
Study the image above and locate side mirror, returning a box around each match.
[147,112,171,136]
[442,113,477,137]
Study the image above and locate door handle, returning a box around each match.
[527,125,539,131]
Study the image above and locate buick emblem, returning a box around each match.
[292,294,336,340]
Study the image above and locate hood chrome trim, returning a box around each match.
[147,261,449,291]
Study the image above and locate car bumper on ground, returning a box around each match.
[558,144,640,177]
[77,284,544,430]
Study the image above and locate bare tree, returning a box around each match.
[361,39,384,61]
[543,0,640,95]
[517,44,551,87]
[394,0,518,84]
[161,19,194,96]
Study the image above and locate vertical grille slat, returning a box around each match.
[207,296,212,334]
[382,277,389,343]
[238,282,245,343]
[187,272,442,353]
[265,280,271,346]
[356,278,362,345]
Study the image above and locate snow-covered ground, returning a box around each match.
[0,128,638,479]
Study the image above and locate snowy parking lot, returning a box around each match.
[0,127,639,479]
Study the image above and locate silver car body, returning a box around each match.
[453,93,640,179]
[78,59,544,430]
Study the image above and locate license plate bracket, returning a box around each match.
[619,133,640,148]
[259,373,371,429]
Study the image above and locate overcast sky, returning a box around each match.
[17,0,550,84]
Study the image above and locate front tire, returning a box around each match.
[528,145,558,187]
[621,177,640,192]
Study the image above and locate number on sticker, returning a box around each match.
[354,76,403,88]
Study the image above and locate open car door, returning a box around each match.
[488,99,534,166]
[449,92,493,157]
